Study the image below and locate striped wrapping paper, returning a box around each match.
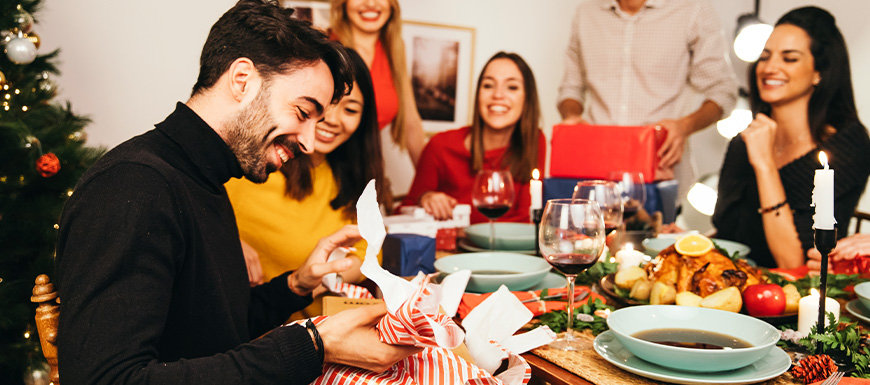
[377,274,464,348]
[296,317,531,385]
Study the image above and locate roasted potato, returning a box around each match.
[615,266,646,290]
[650,281,676,305]
[629,279,652,301]
[675,291,703,307]
[782,284,800,314]
[699,286,742,313]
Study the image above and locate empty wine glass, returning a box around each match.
[573,180,623,236]
[609,171,646,221]
[539,199,605,351]
[472,170,515,249]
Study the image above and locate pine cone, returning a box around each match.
[791,354,838,384]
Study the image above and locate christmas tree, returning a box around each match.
[0,1,104,383]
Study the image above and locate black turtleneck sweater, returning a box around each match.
[713,121,870,268]
[56,103,321,385]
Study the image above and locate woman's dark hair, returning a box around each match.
[469,51,541,180]
[748,6,858,143]
[280,49,387,218]
[192,0,352,104]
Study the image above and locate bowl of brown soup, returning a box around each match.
[606,305,780,372]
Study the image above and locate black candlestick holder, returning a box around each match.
[532,208,543,256]
[813,227,837,352]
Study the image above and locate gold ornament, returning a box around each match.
[26,31,40,49]
[0,70,6,86]
[13,5,34,33]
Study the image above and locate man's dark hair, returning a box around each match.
[192,0,352,104]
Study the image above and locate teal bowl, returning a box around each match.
[642,237,751,258]
[465,222,535,250]
[434,252,551,293]
[855,282,870,309]
[607,305,780,372]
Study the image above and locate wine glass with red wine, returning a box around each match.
[608,171,646,221]
[573,180,623,236]
[539,198,605,351]
[472,170,516,250]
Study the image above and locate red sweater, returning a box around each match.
[403,126,546,224]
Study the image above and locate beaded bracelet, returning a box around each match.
[758,200,788,216]
[305,319,325,365]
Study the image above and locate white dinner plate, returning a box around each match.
[593,330,791,385]
[846,299,870,324]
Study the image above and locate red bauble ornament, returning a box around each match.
[36,153,60,177]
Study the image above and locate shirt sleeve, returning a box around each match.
[686,0,738,117]
[557,5,587,106]
[402,135,445,206]
[56,164,321,385]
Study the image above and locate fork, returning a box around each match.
[521,290,590,303]
[821,371,845,385]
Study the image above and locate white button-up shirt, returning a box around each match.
[558,0,738,126]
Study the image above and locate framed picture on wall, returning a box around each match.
[402,21,475,134]
[281,0,331,32]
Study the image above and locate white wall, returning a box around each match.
[38,0,870,231]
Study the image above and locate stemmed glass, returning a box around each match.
[609,171,646,221]
[472,170,515,250]
[573,180,623,236]
[539,199,605,351]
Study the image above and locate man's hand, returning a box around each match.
[288,225,361,296]
[655,118,691,169]
[807,233,870,274]
[240,239,264,286]
[741,113,778,172]
[558,115,589,126]
[420,191,457,220]
[317,304,423,373]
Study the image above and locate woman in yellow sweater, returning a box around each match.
[226,49,388,315]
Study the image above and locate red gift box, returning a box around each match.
[549,124,667,183]
[436,228,457,251]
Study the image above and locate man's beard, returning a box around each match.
[224,85,300,183]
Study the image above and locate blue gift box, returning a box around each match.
[381,233,436,277]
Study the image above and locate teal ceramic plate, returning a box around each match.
[855,281,870,309]
[434,252,551,293]
[465,222,535,250]
[529,272,566,291]
[846,299,870,324]
[642,237,751,258]
[457,238,536,255]
[593,331,791,385]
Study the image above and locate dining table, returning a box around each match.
[434,245,868,385]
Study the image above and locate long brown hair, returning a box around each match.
[280,49,389,218]
[469,52,541,180]
[330,0,413,148]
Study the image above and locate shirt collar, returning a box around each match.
[601,0,663,11]
[155,102,243,189]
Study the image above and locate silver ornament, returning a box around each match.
[0,29,14,44]
[38,78,54,95]
[5,36,37,64]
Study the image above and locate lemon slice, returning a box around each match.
[674,234,713,256]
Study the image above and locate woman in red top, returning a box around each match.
[330,0,425,197]
[403,52,546,224]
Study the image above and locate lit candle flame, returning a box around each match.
[623,243,634,252]
[532,168,540,180]
[818,151,829,169]
[810,288,819,297]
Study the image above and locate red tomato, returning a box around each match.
[742,284,786,316]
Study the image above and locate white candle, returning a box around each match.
[615,243,646,270]
[812,151,836,230]
[530,168,543,210]
[797,288,840,337]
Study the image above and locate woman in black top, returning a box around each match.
[713,6,870,268]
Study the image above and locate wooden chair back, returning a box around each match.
[31,274,60,385]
